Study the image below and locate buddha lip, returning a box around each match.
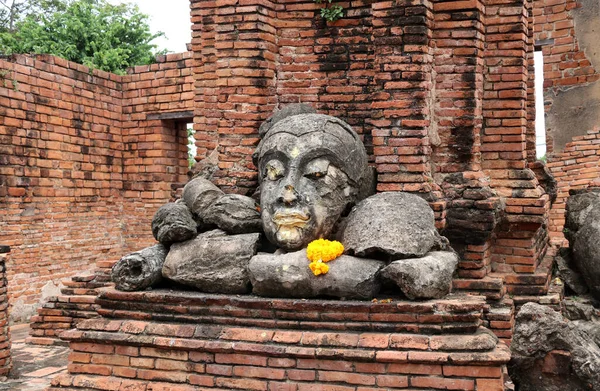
[272,211,310,225]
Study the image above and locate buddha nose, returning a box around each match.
[280,184,299,205]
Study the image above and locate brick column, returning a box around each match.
[484,0,551,296]
[431,0,503,279]
[191,0,279,194]
[371,0,435,194]
[0,245,11,379]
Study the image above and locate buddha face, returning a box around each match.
[260,135,354,251]
[256,114,369,251]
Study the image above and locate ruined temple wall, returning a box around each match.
[190,0,550,291]
[483,0,550,283]
[533,0,600,243]
[0,53,194,322]
[547,128,600,245]
[191,0,279,193]
[533,0,600,153]
[120,52,195,250]
[0,55,126,321]
[191,0,436,195]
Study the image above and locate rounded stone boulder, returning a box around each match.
[151,203,197,244]
[380,251,458,300]
[182,177,224,217]
[572,206,600,300]
[203,194,262,234]
[248,250,384,300]
[341,192,442,259]
[162,229,260,294]
[112,244,168,292]
[565,189,600,245]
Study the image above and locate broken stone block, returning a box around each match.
[341,192,444,259]
[555,248,588,295]
[162,229,260,294]
[248,249,384,300]
[509,302,600,391]
[112,244,168,291]
[182,177,224,217]
[151,203,197,244]
[203,194,262,234]
[562,188,600,300]
[380,251,458,299]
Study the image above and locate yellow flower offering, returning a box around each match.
[306,238,344,263]
[306,239,344,276]
[309,260,329,276]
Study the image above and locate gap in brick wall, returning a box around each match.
[187,122,196,168]
[534,50,547,159]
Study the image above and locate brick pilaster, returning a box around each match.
[0,246,11,378]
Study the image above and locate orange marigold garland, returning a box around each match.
[306,238,344,276]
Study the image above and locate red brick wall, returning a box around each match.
[191,0,437,195]
[0,53,193,320]
[121,52,195,239]
[533,0,600,153]
[190,0,550,292]
[533,0,598,91]
[533,0,600,242]
[547,128,600,244]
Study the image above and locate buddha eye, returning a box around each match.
[264,159,285,181]
[304,158,330,180]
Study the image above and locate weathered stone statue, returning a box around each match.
[111,104,458,300]
[254,113,372,251]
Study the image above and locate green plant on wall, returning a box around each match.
[0,68,17,91]
[313,0,343,22]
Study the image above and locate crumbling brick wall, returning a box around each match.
[190,0,550,300]
[547,128,600,244]
[0,53,193,322]
[533,0,600,243]
[533,0,600,153]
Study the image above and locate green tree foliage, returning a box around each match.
[0,1,67,33]
[0,0,165,74]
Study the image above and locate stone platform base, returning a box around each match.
[50,289,510,391]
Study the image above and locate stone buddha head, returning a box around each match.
[254,112,372,251]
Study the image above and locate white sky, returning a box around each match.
[107,0,192,53]
[534,51,547,158]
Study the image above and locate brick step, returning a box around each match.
[62,280,109,289]
[48,317,510,391]
[49,294,99,304]
[490,246,555,296]
[483,299,515,345]
[41,296,100,314]
[96,260,117,270]
[72,274,95,283]
[97,289,487,334]
[24,336,68,346]
[60,288,103,296]
[512,277,564,311]
[30,311,98,325]
[29,329,68,340]
[93,274,112,284]
[452,277,505,300]
[43,302,98,313]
